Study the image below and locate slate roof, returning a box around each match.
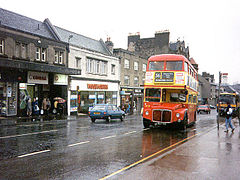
[0,8,55,39]
[54,26,111,55]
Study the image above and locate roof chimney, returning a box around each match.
[105,37,114,54]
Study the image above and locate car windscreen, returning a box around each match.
[91,105,106,110]
[220,95,236,104]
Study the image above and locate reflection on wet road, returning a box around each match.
[0,110,218,179]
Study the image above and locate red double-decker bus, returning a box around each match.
[142,54,198,129]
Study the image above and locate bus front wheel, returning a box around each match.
[143,118,150,128]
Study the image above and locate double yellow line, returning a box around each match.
[99,133,199,180]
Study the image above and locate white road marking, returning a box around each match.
[100,135,116,140]
[0,130,58,139]
[68,141,90,147]
[124,131,137,135]
[143,128,150,131]
[18,150,50,158]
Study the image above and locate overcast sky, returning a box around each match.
[2,0,240,84]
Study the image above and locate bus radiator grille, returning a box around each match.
[153,110,171,122]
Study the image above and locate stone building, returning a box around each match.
[0,8,80,116]
[54,28,120,114]
[127,31,170,59]
[113,48,147,113]
[127,31,190,59]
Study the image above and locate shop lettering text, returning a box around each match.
[87,84,108,89]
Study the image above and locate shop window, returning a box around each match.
[134,61,139,71]
[0,39,4,54]
[124,76,130,85]
[124,59,130,69]
[111,64,115,75]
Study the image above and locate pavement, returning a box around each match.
[115,118,240,180]
[0,113,88,126]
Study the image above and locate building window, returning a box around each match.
[0,39,4,54]
[101,61,107,75]
[143,64,147,72]
[36,47,47,62]
[54,51,58,63]
[59,52,63,64]
[76,57,81,69]
[21,43,27,59]
[15,42,21,58]
[124,59,130,69]
[36,47,40,61]
[124,76,130,85]
[96,60,100,74]
[54,51,64,64]
[41,48,46,62]
[15,42,28,59]
[111,64,115,75]
[134,77,139,86]
[134,61,139,71]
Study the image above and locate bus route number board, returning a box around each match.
[155,72,174,82]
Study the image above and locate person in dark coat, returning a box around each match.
[224,102,235,133]
[32,97,39,116]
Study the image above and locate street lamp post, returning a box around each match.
[217,71,222,130]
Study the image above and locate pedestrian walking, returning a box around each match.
[32,97,39,116]
[42,97,47,115]
[224,102,235,133]
[27,97,32,116]
[46,98,51,116]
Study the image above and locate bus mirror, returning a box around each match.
[185,90,188,95]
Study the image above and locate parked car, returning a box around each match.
[88,104,125,122]
[197,105,211,114]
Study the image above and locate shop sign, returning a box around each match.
[87,84,108,89]
[19,83,27,89]
[54,74,68,85]
[98,94,104,99]
[28,71,48,84]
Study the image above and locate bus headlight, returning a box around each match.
[145,111,149,116]
[176,113,180,118]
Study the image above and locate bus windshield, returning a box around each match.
[166,61,183,70]
[149,61,164,70]
[145,88,161,102]
[220,95,236,104]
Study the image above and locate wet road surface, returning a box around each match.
[0,110,219,179]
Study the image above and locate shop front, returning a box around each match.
[0,69,24,116]
[69,79,120,114]
[120,87,144,114]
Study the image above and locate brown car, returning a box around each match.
[197,105,211,114]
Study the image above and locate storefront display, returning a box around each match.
[69,79,120,114]
[0,82,17,116]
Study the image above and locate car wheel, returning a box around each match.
[120,115,125,121]
[91,118,95,123]
[106,116,110,122]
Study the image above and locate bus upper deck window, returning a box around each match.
[166,61,183,70]
[149,61,164,70]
